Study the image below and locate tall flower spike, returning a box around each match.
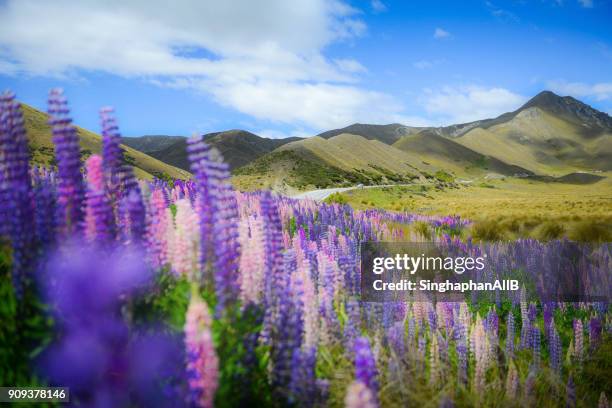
[0,91,35,296]
[185,291,219,408]
[84,155,116,244]
[100,107,123,187]
[353,337,379,397]
[48,88,85,234]
[187,136,240,312]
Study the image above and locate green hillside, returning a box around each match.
[22,103,190,180]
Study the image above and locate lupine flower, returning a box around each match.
[505,361,519,400]
[290,347,318,406]
[506,312,515,357]
[353,337,379,396]
[589,317,602,349]
[47,88,84,234]
[344,381,377,408]
[270,250,304,401]
[573,319,584,362]
[549,324,562,374]
[566,375,576,408]
[532,326,541,367]
[40,242,183,406]
[84,155,115,244]
[170,199,200,277]
[185,292,219,408]
[100,107,123,186]
[0,91,35,296]
[146,188,171,269]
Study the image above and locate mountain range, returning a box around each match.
[22,90,611,190]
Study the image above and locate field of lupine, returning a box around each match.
[1,89,611,407]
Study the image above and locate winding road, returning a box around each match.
[292,183,421,201]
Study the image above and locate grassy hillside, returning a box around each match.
[23,104,190,180]
[329,174,612,242]
[393,130,532,177]
[457,107,611,174]
[137,130,301,172]
[317,123,422,144]
[121,135,185,153]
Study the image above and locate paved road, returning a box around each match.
[292,183,419,201]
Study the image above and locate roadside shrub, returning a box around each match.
[568,221,612,243]
[325,192,348,205]
[470,220,505,242]
[533,221,565,241]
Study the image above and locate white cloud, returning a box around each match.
[578,0,593,7]
[548,80,612,100]
[433,28,451,39]
[334,58,367,73]
[422,86,526,123]
[0,0,411,131]
[371,0,387,13]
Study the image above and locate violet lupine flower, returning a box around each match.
[344,381,377,408]
[100,107,123,186]
[549,324,562,374]
[184,292,219,408]
[33,175,57,249]
[573,319,584,362]
[47,89,85,234]
[210,158,240,313]
[566,375,576,408]
[187,136,240,313]
[531,326,541,367]
[353,337,379,397]
[344,299,361,352]
[84,155,116,244]
[125,189,146,243]
[40,242,183,407]
[0,91,35,296]
[186,137,213,268]
[270,250,304,401]
[290,347,318,406]
[506,312,515,357]
[589,317,602,349]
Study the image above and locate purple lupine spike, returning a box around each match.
[33,175,57,249]
[260,190,285,342]
[354,337,379,397]
[100,107,123,186]
[543,303,553,338]
[186,136,214,271]
[566,375,576,408]
[290,347,318,406]
[344,299,361,352]
[209,155,240,313]
[187,136,240,313]
[531,326,541,367]
[47,89,84,234]
[506,312,515,357]
[0,91,36,296]
[549,324,562,374]
[125,189,146,243]
[387,322,405,358]
[270,250,304,401]
[589,317,602,349]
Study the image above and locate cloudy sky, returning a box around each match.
[0,0,611,137]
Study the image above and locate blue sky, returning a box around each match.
[0,0,611,138]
